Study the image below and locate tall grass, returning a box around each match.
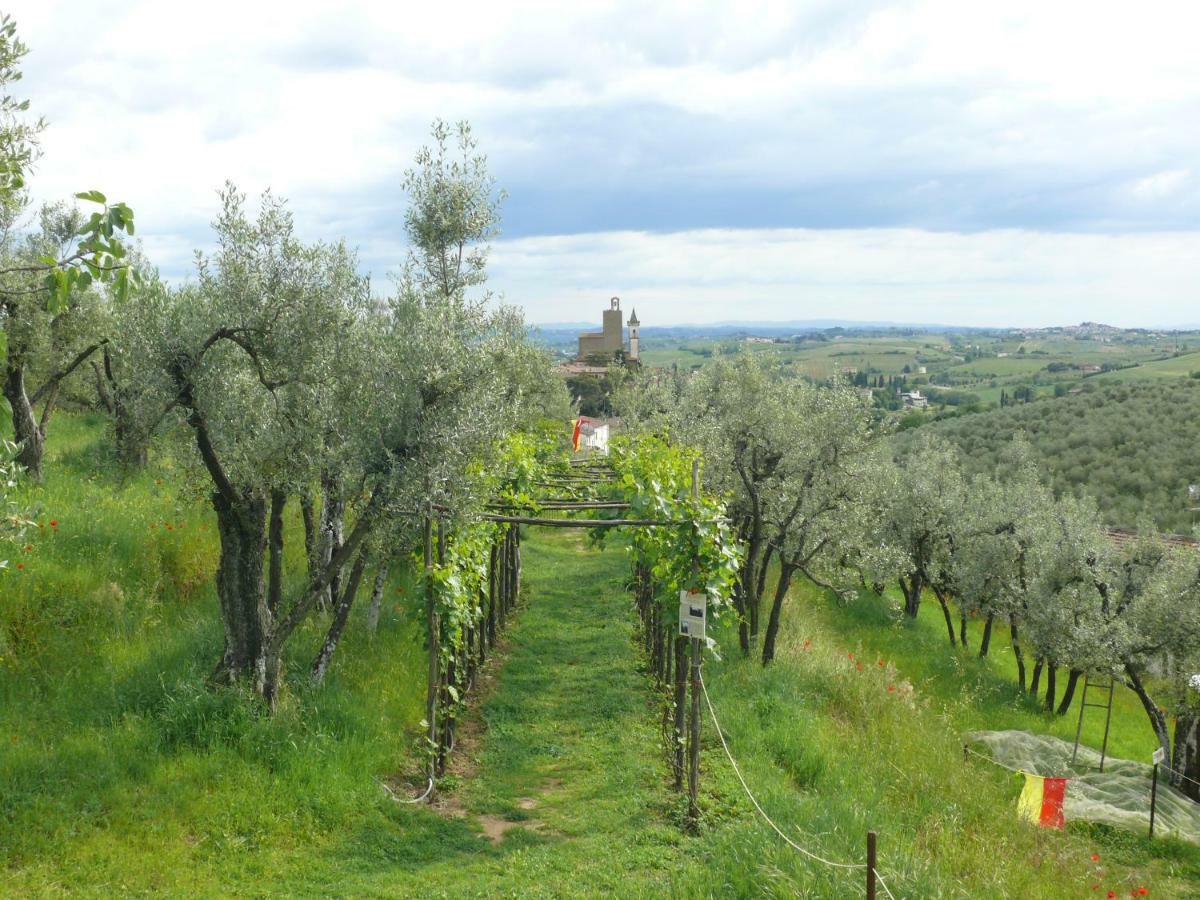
[1,413,429,894]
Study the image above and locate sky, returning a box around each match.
[8,0,1200,327]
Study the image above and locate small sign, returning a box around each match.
[1152,748,1165,765]
[679,589,706,639]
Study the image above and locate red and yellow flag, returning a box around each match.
[1017,774,1067,828]
[571,418,582,452]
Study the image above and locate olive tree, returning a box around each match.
[671,353,797,654]
[757,380,881,665]
[0,16,136,479]
[874,434,968,626]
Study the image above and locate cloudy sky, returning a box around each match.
[9,0,1200,326]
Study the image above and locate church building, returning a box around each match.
[576,296,640,363]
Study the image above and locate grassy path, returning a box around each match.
[351,529,683,897]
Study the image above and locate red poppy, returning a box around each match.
[887,684,896,693]
[1091,854,1100,862]
[16,563,24,570]
[1108,892,1116,898]
[856,662,863,672]
[49,520,58,527]
[1136,889,1148,896]
[877,659,885,667]
[23,545,32,552]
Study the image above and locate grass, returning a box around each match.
[3,413,1198,896]
[1097,351,1200,381]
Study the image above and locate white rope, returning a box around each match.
[1160,764,1200,791]
[963,744,1056,779]
[381,775,435,804]
[875,868,898,900]
[699,669,897,898]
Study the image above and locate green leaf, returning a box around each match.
[74,190,107,204]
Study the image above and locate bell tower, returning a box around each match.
[627,308,640,362]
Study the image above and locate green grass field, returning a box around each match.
[3,415,1198,896]
[1096,351,1200,382]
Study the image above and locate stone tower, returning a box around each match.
[627,307,640,362]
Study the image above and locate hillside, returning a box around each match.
[896,379,1200,533]
[3,417,1198,895]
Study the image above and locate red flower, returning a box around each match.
[847,652,854,660]
[16,563,24,570]
[1136,889,1148,896]
[856,662,863,672]
[22,545,32,552]
[1108,891,1116,898]
[49,520,58,527]
[1091,854,1100,862]
[887,684,896,693]
[877,659,885,668]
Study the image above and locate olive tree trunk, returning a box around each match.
[311,549,370,684]
[1173,715,1200,802]
[4,364,45,479]
[210,490,272,688]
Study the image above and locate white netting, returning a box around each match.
[966,730,1200,845]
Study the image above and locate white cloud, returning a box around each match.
[491,228,1200,327]
[5,0,1200,326]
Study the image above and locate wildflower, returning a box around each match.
[165,524,173,531]
[877,659,885,668]
[887,684,896,693]
[1107,891,1116,899]
[856,662,863,672]
[1092,854,1100,862]
[1136,889,1148,896]
[22,544,32,552]
[16,563,24,570]
[847,652,854,660]
[49,520,58,527]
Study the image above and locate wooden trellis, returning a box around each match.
[419,462,707,825]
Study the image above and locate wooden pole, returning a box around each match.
[867,831,877,900]
[673,633,686,791]
[687,458,702,830]
[436,518,450,772]
[480,513,679,528]
[1149,763,1159,838]
[423,512,438,798]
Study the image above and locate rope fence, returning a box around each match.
[700,669,897,899]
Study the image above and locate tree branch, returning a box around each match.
[29,340,108,405]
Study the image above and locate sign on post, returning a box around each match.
[1152,747,1165,765]
[679,589,706,639]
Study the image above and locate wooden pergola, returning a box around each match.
[419,457,706,825]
